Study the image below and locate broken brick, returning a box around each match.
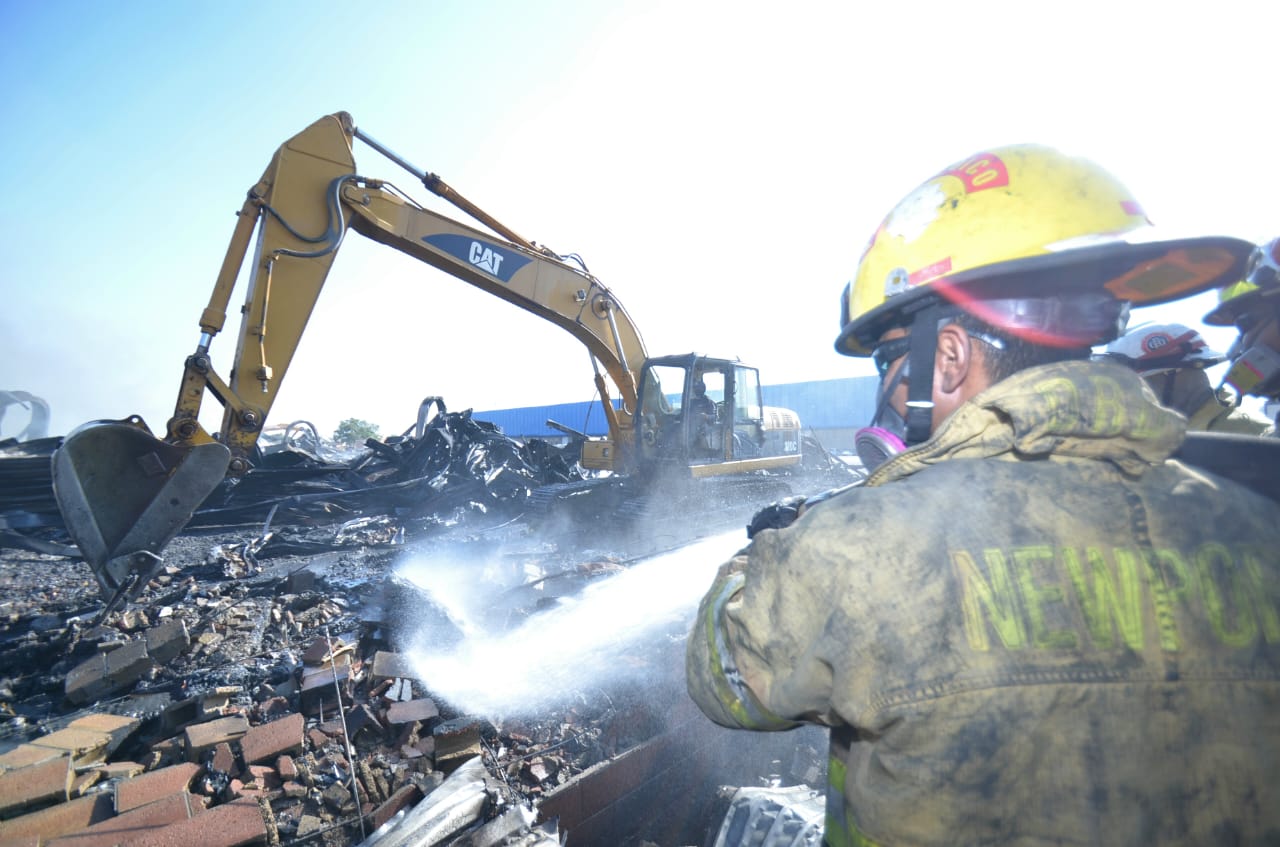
[95,761,146,781]
[30,726,112,765]
[46,791,201,847]
[115,762,202,814]
[210,742,236,776]
[275,755,297,781]
[66,713,141,758]
[0,744,63,773]
[70,769,102,797]
[238,712,303,765]
[0,754,72,817]
[127,796,269,847]
[0,794,113,842]
[368,783,423,832]
[300,636,352,666]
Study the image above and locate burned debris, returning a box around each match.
[0,518,826,846]
[0,401,839,846]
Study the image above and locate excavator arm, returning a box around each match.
[181,111,645,471]
[53,111,650,607]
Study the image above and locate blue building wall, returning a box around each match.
[472,376,879,443]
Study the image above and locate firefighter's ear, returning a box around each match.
[934,323,973,395]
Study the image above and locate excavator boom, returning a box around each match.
[52,112,796,609]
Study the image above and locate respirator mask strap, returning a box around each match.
[904,307,942,447]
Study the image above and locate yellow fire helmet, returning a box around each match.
[836,145,1255,356]
[1203,238,1280,327]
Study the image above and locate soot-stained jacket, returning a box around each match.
[687,360,1280,846]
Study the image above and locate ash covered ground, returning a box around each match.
[0,503,827,846]
[0,408,850,845]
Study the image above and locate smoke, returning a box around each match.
[396,530,744,717]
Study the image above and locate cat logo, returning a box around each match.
[469,241,504,276]
[421,233,532,283]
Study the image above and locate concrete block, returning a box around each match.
[115,762,202,814]
[64,656,113,707]
[145,620,190,665]
[321,782,354,814]
[370,651,418,682]
[65,641,153,706]
[432,720,483,775]
[285,568,316,594]
[299,665,350,715]
[104,640,154,688]
[183,716,249,763]
[238,712,303,765]
[386,698,439,726]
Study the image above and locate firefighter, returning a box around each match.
[1204,237,1280,435]
[1099,322,1269,434]
[687,145,1280,846]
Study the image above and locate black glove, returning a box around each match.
[745,482,863,539]
[746,495,808,539]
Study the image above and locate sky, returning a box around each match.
[1,0,1276,441]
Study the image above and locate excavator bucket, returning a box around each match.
[52,417,230,606]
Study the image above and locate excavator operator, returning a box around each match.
[688,374,718,453]
[1204,236,1280,435]
[686,145,1280,846]
[1099,322,1270,434]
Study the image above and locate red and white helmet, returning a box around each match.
[1101,322,1225,375]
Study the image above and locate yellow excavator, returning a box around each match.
[52,112,804,608]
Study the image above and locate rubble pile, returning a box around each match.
[191,399,587,533]
[0,400,587,549]
[0,400,845,845]
[0,522,699,846]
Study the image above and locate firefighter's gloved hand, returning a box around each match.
[746,495,808,539]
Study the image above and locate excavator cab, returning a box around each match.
[635,355,800,477]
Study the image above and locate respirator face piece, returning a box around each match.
[1223,342,1280,398]
[1223,308,1280,399]
[856,338,912,472]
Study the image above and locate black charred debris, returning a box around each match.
[0,400,841,845]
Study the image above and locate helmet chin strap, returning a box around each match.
[904,305,944,446]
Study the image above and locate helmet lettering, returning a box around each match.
[942,153,1009,193]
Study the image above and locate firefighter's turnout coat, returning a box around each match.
[687,360,1280,846]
